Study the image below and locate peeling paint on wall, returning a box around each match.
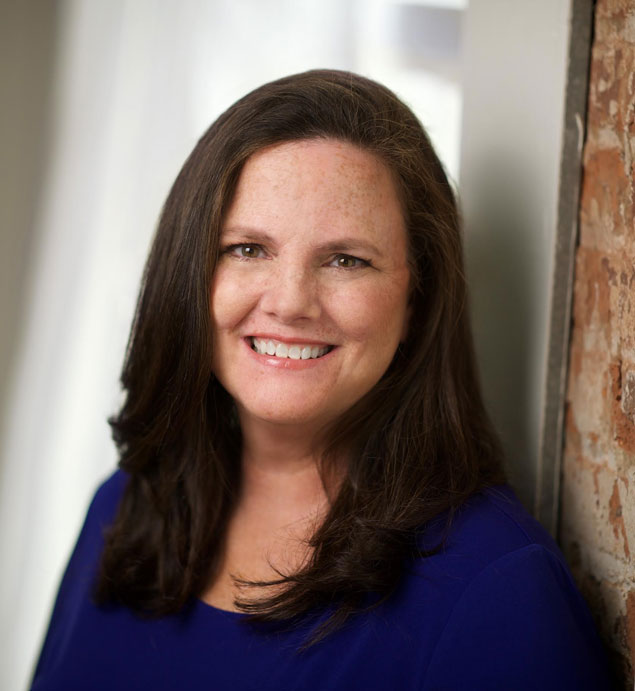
[561,0,635,686]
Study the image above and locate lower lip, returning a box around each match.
[243,338,337,370]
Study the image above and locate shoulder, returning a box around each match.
[438,484,560,551]
[46,469,129,601]
[31,470,129,684]
[406,485,569,597]
[402,486,611,690]
[57,468,128,581]
[73,469,128,552]
[89,468,128,520]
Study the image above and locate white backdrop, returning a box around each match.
[0,1,464,688]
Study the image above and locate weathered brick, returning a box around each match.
[562,453,631,560]
[611,360,635,453]
[562,0,635,685]
[580,143,634,246]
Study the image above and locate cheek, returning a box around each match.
[330,278,409,346]
[210,268,253,330]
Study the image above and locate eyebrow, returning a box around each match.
[221,226,382,256]
[220,227,275,244]
[318,239,381,256]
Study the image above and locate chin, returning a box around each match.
[237,400,340,431]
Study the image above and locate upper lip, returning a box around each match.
[247,334,335,346]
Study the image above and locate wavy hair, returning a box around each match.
[96,69,505,638]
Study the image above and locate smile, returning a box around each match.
[250,337,333,360]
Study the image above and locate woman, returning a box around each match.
[32,70,611,689]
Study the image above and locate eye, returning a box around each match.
[329,254,369,269]
[224,244,265,259]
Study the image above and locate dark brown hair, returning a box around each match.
[96,69,505,638]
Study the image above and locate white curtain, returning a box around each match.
[0,1,463,688]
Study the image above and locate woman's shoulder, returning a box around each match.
[58,469,128,579]
[30,470,129,686]
[81,468,128,533]
[90,468,128,514]
[401,484,584,626]
[453,483,563,558]
[67,468,128,563]
[417,484,565,576]
[393,485,611,689]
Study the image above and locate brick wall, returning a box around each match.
[560,0,635,685]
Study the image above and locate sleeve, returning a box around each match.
[421,544,613,691]
[30,470,126,685]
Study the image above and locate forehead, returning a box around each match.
[239,138,397,194]
[224,139,406,241]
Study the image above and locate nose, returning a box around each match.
[259,262,321,323]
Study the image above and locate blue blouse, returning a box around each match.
[31,471,611,690]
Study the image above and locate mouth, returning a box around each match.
[249,337,335,360]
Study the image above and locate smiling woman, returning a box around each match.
[31,70,611,690]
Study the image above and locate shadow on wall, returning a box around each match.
[0,0,59,435]
[464,153,541,510]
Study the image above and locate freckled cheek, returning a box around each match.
[328,282,409,345]
[210,271,259,330]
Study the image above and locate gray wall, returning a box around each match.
[460,0,574,520]
[0,0,59,442]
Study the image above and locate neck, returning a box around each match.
[201,420,329,612]
[239,418,319,492]
[236,415,342,509]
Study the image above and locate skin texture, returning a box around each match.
[205,139,411,609]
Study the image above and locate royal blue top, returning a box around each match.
[31,471,611,690]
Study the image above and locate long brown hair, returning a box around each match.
[96,69,505,637]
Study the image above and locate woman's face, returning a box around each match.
[211,139,410,436]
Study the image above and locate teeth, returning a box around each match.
[251,338,330,360]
